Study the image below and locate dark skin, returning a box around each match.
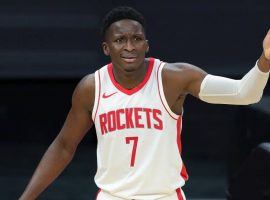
[102,19,207,114]
[102,19,150,89]
[19,19,270,200]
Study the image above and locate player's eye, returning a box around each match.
[134,36,143,41]
[115,38,124,43]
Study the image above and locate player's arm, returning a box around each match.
[19,74,95,200]
[185,29,270,105]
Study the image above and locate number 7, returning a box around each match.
[125,136,138,167]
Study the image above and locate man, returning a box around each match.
[19,6,270,200]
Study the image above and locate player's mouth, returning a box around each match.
[121,55,138,63]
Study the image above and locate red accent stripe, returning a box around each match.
[181,164,188,181]
[93,70,101,122]
[107,58,154,95]
[95,189,101,200]
[177,117,189,181]
[176,188,184,200]
[177,118,183,153]
[156,62,178,120]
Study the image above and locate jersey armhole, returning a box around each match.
[157,63,180,120]
[92,70,101,122]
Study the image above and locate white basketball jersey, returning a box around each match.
[92,58,188,200]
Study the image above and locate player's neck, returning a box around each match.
[112,59,149,90]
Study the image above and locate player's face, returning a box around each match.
[102,19,149,72]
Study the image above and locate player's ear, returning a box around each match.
[145,40,149,53]
[102,42,110,56]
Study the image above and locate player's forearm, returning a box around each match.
[19,139,76,200]
[199,60,269,105]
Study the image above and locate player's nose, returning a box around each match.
[124,39,135,51]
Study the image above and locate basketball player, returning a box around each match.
[19,6,270,200]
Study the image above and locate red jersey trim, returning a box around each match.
[177,117,189,181]
[93,70,101,122]
[176,188,184,200]
[157,62,178,120]
[107,58,155,95]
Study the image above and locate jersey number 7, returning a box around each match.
[125,136,138,167]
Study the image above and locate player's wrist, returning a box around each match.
[258,52,270,72]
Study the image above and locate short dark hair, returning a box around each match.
[101,6,146,40]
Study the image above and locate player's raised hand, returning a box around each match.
[263,29,270,60]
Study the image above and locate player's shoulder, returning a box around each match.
[162,62,194,81]
[163,62,207,78]
[77,73,95,92]
[71,73,95,110]
[163,62,201,73]
[79,61,113,90]
[159,61,207,91]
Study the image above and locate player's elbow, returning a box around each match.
[237,92,262,105]
[248,95,262,104]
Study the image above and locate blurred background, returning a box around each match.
[1,0,270,199]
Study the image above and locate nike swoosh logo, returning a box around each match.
[102,92,117,98]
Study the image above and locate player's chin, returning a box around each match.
[122,64,139,72]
